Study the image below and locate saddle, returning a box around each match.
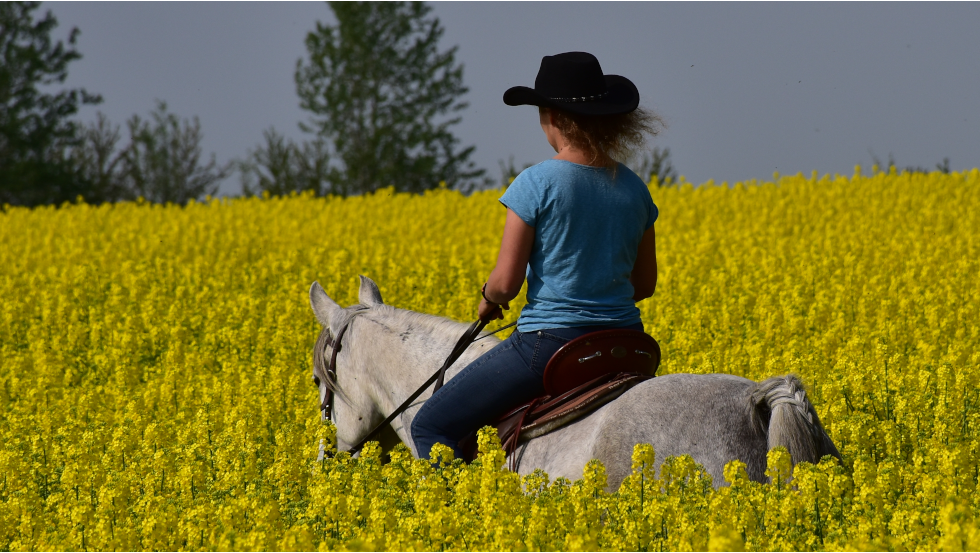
[460,329,661,467]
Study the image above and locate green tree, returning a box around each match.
[119,101,232,204]
[238,127,332,197]
[294,1,484,196]
[869,151,951,175]
[628,146,678,187]
[0,1,101,206]
[70,112,128,202]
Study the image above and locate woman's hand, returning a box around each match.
[478,297,509,322]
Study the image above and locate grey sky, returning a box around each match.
[47,2,980,196]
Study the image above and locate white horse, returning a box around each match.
[309,276,841,489]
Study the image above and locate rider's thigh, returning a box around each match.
[411,331,545,456]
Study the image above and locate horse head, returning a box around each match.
[309,275,387,453]
[309,275,501,459]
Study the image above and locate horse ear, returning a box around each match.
[358,275,384,306]
[310,281,342,328]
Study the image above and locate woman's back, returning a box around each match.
[412,50,662,462]
[501,159,658,331]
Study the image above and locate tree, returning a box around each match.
[869,151,951,175]
[628,146,679,187]
[238,127,333,197]
[295,1,484,196]
[119,101,232,204]
[66,103,231,205]
[0,1,101,206]
[70,112,129,202]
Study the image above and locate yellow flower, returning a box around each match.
[2,169,979,549]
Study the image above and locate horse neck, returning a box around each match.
[346,307,499,446]
[348,307,471,413]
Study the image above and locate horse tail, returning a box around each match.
[749,375,841,466]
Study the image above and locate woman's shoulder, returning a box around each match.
[510,159,651,197]
[613,162,648,186]
[515,159,616,184]
[508,160,569,193]
[518,159,574,178]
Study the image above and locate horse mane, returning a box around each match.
[374,305,473,340]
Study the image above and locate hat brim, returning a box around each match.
[503,75,639,115]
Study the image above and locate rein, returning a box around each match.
[320,317,517,457]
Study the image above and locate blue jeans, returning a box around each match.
[411,322,644,460]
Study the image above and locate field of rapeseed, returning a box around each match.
[1,167,978,551]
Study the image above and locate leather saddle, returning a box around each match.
[460,329,661,466]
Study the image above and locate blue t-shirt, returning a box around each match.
[499,159,658,332]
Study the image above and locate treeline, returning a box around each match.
[1,2,685,207]
[0,2,479,206]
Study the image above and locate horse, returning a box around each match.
[309,276,841,489]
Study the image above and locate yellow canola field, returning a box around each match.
[1,168,979,551]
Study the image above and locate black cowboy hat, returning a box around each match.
[503,51,639,116]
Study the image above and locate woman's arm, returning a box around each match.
[479,209,534,320]
[630,225,657,301]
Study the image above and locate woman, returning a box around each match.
[412,51,662,461]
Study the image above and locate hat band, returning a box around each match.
[548,91,608,103]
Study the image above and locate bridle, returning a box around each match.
[316,320,349,423]
[315,314,516,457]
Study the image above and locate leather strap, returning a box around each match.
[433,319,487,392]
[320,321,350,418]
[505,396,541,472]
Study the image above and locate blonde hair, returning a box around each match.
[545,106,665,168]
